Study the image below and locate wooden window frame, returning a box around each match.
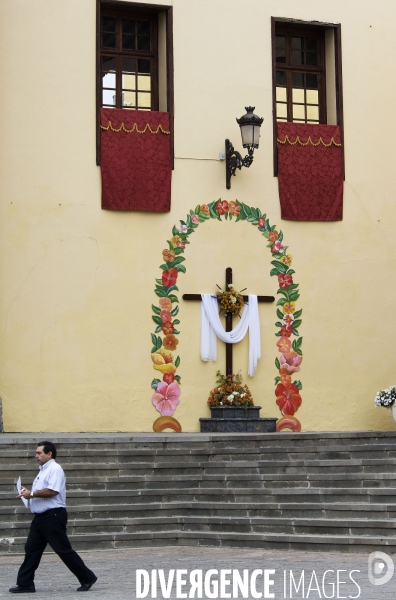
[271,17,344,178]
[96,0,174,167]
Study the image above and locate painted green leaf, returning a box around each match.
[275,331,281,337]
[151,345,157,353]
[247,215,258,223]
[292,328,299,336]
[293,380,302,390]
[175,355,180,368]
[275,321,283,327]
[160,264,168,270]
[293,308,303,318]
[195,205,201,214]
[277,308,284,320]
[156,337,162,350]
[152,305,161,315]
[172,225,178,236]
[174,375,181,383]
[152,315,162,325]
[288,283,299,291]
[293,319,302,329]
[174,247,184,255]
[151,378,161,390]
[274,376,281,385]
[174,264,186,273]
[262,231,269,238]
[173,329,180,334]
[225,212,229,220]
[278,231,283,242]
[289,291,300,302]
[171,306,179,316]
[251,207,259,219]
[287,269,295,275]
[275,357,280,369]
[166,285,179,294]
[155,325,162,333]
[241,204,251,218]
[294,348,302,356]
[277,289,289,298]
[271,260,287,274]
[276,298,287,306]
[270,268,280,277]
[173,319,180,325]
[151,333,158,346]
[168,295,179,303]
[155,289,166,297]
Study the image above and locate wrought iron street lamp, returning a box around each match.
[225,106,264,189]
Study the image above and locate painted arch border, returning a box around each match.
[150,199,303,433]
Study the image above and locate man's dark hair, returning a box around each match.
[37,441,57,459]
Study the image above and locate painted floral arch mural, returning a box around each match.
[150,199,303,433]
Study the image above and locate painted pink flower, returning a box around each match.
[191,214,199,224]
[271,240,285,254]
[178,224,188,233]
[276,337,292,353]
[279,351,303,374]
[160,310,172,323]
[152,381,181,416]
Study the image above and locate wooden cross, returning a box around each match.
[182,267,275,376]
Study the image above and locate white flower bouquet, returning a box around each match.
[374,386,396,408]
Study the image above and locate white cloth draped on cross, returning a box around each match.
[200,294,261,377]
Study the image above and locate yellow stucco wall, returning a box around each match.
[1,0,396,432]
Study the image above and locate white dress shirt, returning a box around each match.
[30,459,67,514]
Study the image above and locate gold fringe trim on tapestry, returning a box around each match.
[101,121,170,135]
[277,135,341,147]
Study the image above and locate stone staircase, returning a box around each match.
[1,431,396,554]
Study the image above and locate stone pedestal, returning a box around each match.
[200,406,277,433]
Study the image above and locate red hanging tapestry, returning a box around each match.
[277,122,343,221]
[100,108,171,211]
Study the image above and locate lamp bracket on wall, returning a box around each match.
[225,140,254,190]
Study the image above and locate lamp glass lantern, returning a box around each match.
[225,106,264,189]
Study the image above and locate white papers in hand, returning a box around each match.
[16,476,29,508]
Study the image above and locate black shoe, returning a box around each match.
[9,586,36,594]
[77,576,97,592]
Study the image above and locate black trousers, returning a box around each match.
[17,508,96,587]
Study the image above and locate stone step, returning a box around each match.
[2,514,396,539]
[2,529,396,555]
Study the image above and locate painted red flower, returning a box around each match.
[163,334,179,350]
[279,351,303,374]
[229,201,240,216]
[152,381,181,416]
[216,200,229,215]
[258,218,265,228]
[162,268,178,287]
[163,373,175,384]
[269,231,279,242]
[161,321,174,335]
[280,324,293,338]
[275,382,302,415]
[159,298,172,311]
[278,274,293,289]
[200,204,210,215]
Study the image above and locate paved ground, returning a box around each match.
[0,546,395,599]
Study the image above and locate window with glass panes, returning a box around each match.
[100,10,158,111]
[274,26,326,124]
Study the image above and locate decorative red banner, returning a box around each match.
[100,108,171,211]
[277,122,343,221]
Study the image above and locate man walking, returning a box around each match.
[9,441,97,594]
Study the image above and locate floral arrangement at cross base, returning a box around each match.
[217,284,245,317]
[207,371,254,409]
[374,386,396,408]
